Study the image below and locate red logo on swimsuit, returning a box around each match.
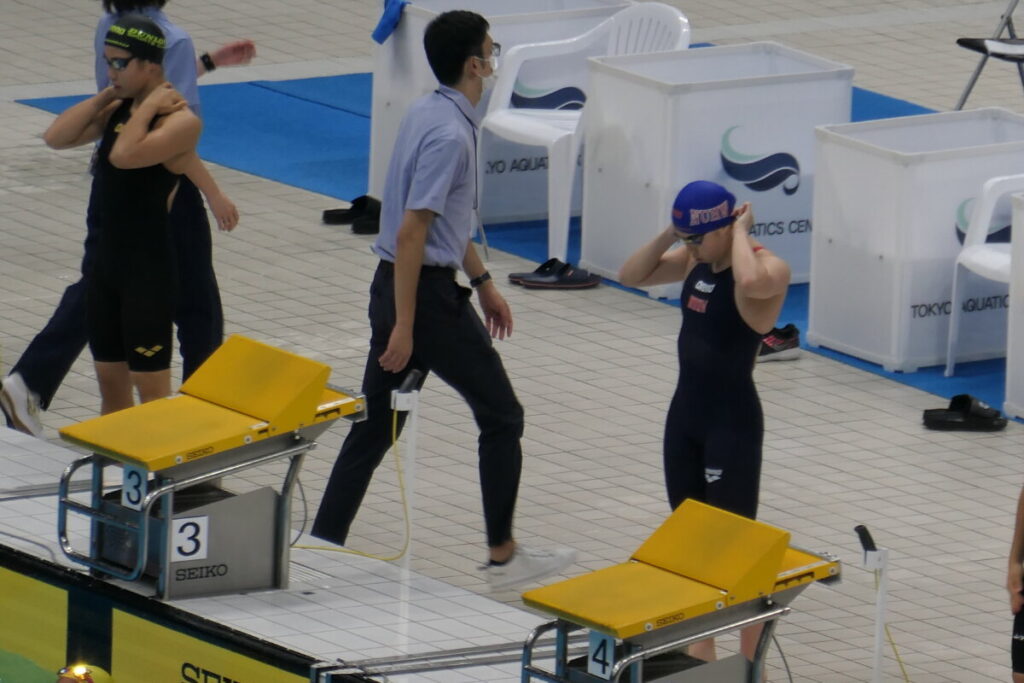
[687,295,707,313]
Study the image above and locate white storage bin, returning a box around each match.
[580,42,852,293]
[810,108,1024,372]
[369,0,629,222]
[1007,195,1024,418]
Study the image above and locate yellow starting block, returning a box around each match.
[56,335,365,599]
[521,500,840,683]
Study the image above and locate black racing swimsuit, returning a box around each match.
[663,262,764,519]
[87,98,180,372]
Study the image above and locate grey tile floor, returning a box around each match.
[3,0,1024,680]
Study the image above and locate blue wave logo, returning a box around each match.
[720,126,800,195]
[511,83,585,110]
[955,198,1011,245]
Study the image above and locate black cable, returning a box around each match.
[291,476,308,547]
[772,634,794,683]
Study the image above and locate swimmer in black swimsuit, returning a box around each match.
[43,14,201,414]
[619,180,791,664]
[1007,484,1024,682]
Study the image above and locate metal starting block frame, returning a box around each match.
[520,500,841,683]
[56,335,365,600]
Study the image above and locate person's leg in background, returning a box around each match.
[312,263,425,545]
[170,177,223,379]
[1,196,99,435]
[311,346,425,545]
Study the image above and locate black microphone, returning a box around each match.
[854,524,877,552]
[398,369,423,393]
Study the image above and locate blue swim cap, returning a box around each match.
[671,181,736,233]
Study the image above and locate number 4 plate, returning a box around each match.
[588,630,616,680]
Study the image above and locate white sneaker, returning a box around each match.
[0,373,43,437]
[487,545,577,592]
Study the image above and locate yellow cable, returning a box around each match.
[295,407,412,561]
[875,569,912,682]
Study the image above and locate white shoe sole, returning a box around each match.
[489,551,577,591]
[757,347,801,362]
[0,384,42,437]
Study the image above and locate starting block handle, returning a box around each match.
[854,524,876,552]
[391,370,423,412]
[608,606,790,683]
[855,525,889,683]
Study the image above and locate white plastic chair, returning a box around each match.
[944,173,1020,376]
[480,2,690,263]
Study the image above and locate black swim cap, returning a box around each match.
[104,14,165,64]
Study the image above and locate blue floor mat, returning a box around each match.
[17,74,1006,411]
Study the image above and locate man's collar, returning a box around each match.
[437,84,480,127]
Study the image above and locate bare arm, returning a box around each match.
[1009,486,1024,613]
[463,241,513,339]
[196,40,256,76]
[379,208,432,373]
[729,203,790,299]
[182,154,239,232]
[109,84,200,170]
[43,87,120,150]
[618,225,693,288]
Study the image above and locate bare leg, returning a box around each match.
[490,538,515,563]
[95,361,133,415]
[690,625,765,670]
[132,369,171,404]
[740,624,766,681]
[689,638,716,662]
[740,624,764,660]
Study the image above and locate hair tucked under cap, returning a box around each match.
[104,13,166,64]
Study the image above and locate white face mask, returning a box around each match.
[477,54,499,90]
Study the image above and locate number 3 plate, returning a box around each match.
[121,465,147,511]
[171,516,209,562]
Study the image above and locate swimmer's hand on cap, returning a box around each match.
[144,82,188,115]
[731,201,754,235]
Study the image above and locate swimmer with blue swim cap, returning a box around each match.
[618,181,791,664]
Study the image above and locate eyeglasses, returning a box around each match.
[104,55,136,71]
[476,42,501,71]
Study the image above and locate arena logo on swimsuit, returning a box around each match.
[719,126,801,196]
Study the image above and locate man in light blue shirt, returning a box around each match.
[371,81,479,271]
[314,10,576,591]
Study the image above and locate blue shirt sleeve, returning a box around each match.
[405,133,468,217]
[163,33,200,112]
[95,15,114,90]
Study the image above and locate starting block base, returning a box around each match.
[56,335,366,600]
